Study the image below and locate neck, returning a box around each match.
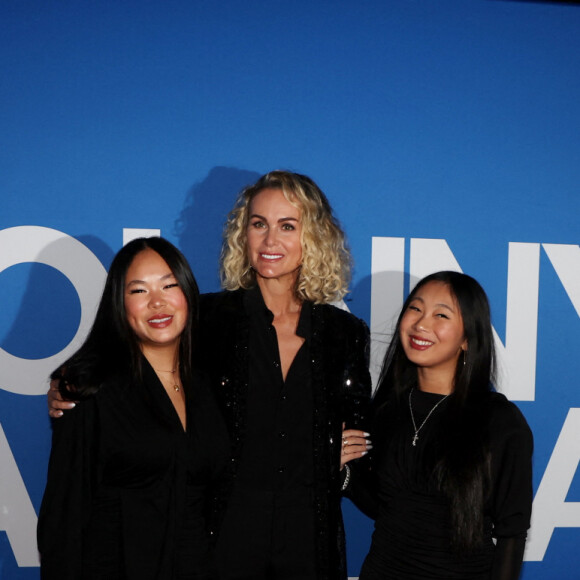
[256,276,301,316]
[416,367,454,395]
[140,343,180,373]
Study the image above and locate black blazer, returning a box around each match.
[38,359,227,579]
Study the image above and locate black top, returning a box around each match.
[349,390,533,580]
[37,358,229,580]
[237,286,314,492]
[197,287,372,580]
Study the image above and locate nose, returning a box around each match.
[264,227,278,246]
[412,314,428,332]
[149,290,166,309]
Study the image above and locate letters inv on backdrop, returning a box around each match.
[0,228,579,566]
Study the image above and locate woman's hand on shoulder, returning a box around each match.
[47,379,77,418]
[341,424,372,470]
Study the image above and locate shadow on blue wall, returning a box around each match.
[175,166,261,294]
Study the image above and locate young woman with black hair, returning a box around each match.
[38,237,228,579]
[344,271,533,580]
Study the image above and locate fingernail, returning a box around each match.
[363,432,370,437]
[366,444,373,450]
[361,451,368,456]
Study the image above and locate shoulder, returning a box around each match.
[51,379,121,433]
[312,304,370,371]
[200,289,241,310]
[314,303,369,336]
[487,392,533,447]
[200,289,241,306]
[199,290,247,335]
[488,392,528,424]
[85,372,133,407]
[200,290,244,319]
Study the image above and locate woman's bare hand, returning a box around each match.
[47,379,76,418]
[341,424,372,470]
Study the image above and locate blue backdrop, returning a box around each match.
[1,1,579,578]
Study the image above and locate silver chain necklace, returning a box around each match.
[408,388,450,447]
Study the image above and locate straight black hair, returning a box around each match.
[374,271,496,552]
[53,237,199,399]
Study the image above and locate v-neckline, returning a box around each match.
[142,358,188,434]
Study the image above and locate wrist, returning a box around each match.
[341,464,351,491]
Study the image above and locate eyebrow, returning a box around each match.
[126,272,175,287]
[249,213,299,223]
[410,296,456,312]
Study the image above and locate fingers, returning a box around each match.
[341,449,367,467]
[340,430,372,469]
[342,428,368,438]
[48,399,76,417]
[342,429,371,449]
[47,381,76,418]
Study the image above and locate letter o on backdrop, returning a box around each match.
[0,227,106,395]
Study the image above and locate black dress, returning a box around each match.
[37,359,228,580]
[349,390,533,580]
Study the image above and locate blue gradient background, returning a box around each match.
[1,1,579,578]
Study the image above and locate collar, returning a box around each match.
[243,285,311,340]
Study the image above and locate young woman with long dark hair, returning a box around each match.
[38,237,227,579]
[346,271,533,580]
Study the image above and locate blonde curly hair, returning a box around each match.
[220,170,352,304]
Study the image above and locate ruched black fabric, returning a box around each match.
[348,390,533,580]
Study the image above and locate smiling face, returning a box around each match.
[400,280,468,386]
[124,248,188,353]
[246,187,303,283]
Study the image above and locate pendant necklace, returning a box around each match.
[408,388,449,447]
[155,367,181,392]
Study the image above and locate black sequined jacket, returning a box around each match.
[196,288,371,580]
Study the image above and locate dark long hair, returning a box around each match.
[374,271,496,552]
[53,237,199,399]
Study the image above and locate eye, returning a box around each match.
[128,288,146,294]
[250,220,266,229]
[281,223,296,231]
[436,313,450,319]
[407,305,420,312]
[164,283,179,290]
